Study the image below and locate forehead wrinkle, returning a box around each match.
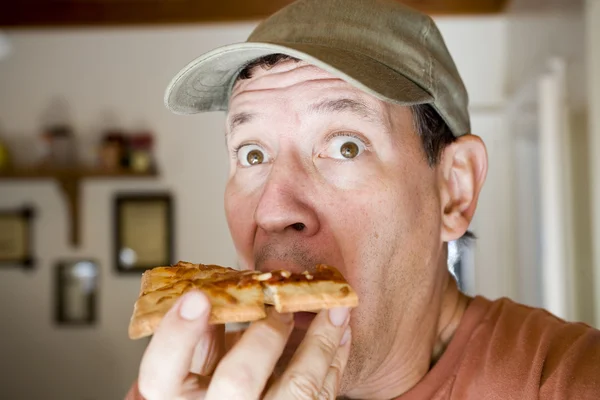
[238,63,335,94]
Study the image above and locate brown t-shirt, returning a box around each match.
[396,296,600,399]
[125,296,600,399]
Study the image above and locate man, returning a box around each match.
[127,0,600,398]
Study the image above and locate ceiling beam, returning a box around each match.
[403,0,508,15]
[0,0,510,29]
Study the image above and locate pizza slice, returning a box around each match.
[128,262,266,339]
[258,265,359,313]
[128,261,359,340]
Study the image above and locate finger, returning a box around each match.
[178,374,211,400]
[317,328,352,400]
[266,307,350,400]
[190,323,225,375]
[138,290,212,400]
[204,307,294,400]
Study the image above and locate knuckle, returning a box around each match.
[213,364,255,394]
[318,387,335,400]
[313,331,339,356]
[329,356,345,382]
[285,373,321,399]
[318,367,343,399]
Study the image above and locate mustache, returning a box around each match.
[254,241,323,272]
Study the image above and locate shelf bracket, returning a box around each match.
[56,176,80,247]
[1,166,159,248]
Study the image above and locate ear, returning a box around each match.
[438,134,488,242]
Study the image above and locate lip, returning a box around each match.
[293,311,317,329]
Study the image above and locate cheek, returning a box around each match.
[324,189,400,283]
[326,168,438,289]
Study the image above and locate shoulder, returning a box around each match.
[469,296,600,397]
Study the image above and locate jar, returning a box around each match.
[45,125,76,167]
[99,132,126,171]
[129,133,154,173]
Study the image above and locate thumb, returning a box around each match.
[138,290,212,400]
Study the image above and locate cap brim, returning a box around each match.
[164,42,434,115]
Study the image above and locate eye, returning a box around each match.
[236,144,270,167]
[322,134,366,160]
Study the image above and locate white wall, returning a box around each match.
[505,10,587,111]
[0,23,256,400]
[434,17,513,301]
[501,3,591,324]
[469,111,515,300]
[586,0,600,327]
[0,16,528,400]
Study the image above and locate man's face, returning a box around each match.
[224,60,448,393]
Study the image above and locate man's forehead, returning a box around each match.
[227,84,390,134]
[224,57,410,135]
[230,59,350,102]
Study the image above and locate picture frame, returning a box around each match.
[0,205,35,269]
[113,192,174,274]
[54,259,99,325]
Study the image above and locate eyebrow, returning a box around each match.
[308,98,383,125]
[228,111,254,134]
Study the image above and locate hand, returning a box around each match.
[137,289,352,400]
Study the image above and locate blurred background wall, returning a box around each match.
[0,0,598,398]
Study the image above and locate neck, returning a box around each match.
[431,276,470,365]
[345,272,469,400]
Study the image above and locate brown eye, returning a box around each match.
[247,149,264,165]
[321,135,366,160]
[340,141,359,159]
[237,144,270,166]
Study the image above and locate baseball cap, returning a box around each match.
[164,0,470,137]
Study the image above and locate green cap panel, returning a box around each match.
[165,0,470,137]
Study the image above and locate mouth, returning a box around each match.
[257,261,317,275]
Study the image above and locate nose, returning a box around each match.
[254,165,319,237]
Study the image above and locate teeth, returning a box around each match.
[280,270,291,278]
[254,272,273,281]
[302,271,314,280]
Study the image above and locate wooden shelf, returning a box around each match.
[0,166,157,180]
[0,166,159,247]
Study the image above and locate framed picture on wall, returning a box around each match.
[54,259,99,325]
[0,205,35,269]
[113,192,174,274]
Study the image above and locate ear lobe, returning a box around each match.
[439,134,488,242]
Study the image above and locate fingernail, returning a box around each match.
[340,327,351,346]
[179,291,208,321]
[329,307,349,327]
